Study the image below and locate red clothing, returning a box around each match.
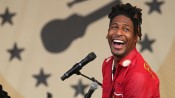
[102,48,160,98]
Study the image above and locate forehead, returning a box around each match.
[110,15,133,26]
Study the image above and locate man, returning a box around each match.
[102,3,160,98]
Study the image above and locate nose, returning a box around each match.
[115,28,123,36]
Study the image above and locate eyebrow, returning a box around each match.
[110,22,130,26]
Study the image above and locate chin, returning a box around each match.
[112,50,125,58]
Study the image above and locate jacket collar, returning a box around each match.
[117,48,138,67]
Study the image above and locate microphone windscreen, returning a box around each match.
[87,52,96,61]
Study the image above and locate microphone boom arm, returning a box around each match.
[75,71,102,87]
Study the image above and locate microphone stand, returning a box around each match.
[75,71,102,87]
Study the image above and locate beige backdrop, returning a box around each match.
[0,0,175,98]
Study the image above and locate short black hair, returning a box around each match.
[108,3,142,40]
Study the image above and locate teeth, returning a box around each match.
[113,40,124,44]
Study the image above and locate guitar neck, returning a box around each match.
[84,0,122,24]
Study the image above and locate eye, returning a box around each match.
[110,25,118,29]
[123,27,130,32]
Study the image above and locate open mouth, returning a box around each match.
[113,40,125,49]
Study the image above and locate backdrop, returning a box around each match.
[0,0,175,98]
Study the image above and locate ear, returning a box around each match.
[106,34,108,39]
[135,35,139,43]
[134,35,139,43]
[106,29,110,39]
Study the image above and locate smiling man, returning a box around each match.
[102,3,160,98]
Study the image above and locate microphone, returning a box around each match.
[61,52,96,81]
[84,82,98,98]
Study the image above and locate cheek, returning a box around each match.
[126,34,136,44]
[107,30,115,37]
[106,31,112,39]
[128,37,137,46]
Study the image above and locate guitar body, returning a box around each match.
[41,14,87,53]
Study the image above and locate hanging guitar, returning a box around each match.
[41,0,121,53]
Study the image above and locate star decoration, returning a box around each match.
[139,34,155,53]
[47,92,52,98]
[145,0,164,14]
[0,7,16,25]
[7,43,24,61]
[33,68,51,87]
[71,79,88,97]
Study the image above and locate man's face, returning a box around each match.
[107,15,137,58]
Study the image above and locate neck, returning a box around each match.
[113,56,122,66]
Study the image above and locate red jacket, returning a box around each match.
[102,48,160,98]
